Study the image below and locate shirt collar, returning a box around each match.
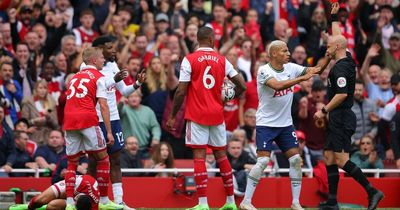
[196,47,214,52]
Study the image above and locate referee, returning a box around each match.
[314,35,384,210]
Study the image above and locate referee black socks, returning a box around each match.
[342,160,377,196]
[326,164,339,204]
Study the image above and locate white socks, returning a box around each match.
[242,157,270,204]
[289,154,302,205]
[199,197,208,205]
[112,182,123,204]
[226,195,235,204]
[100,196,109,204]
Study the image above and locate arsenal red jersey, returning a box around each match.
[63,66,107,130]
[179,47,238,125]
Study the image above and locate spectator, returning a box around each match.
[0,61,23,128]
[292,77,313,128]
[72,8,99,46]
[123,57,142,86]
[53,52,68,88]
[291,45,309,67]
[119,90,161,159]
[145,142,175,177]
[0,106,16,177]
[184,23,198,53]
[237,39,253,82]
[12,42,36,98]
[227,138,256,196]
[14,118,37,157]
[350,135,384,170]
[9,131,38,177]
[351,79,379,152]
[241,108,256,141]
[298,80,327,161]
[21,79,59,145]
[380,32,400,73]
[205,3,229,49]
[51,154,88,184]
[34,130,65,173]
[40,61,62,105]
[120,136,143,177]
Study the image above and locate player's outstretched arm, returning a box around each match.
[266,72,314,91]
[229,74,247,99]
[306,56,331,75]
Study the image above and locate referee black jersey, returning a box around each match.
[327,52,356,110]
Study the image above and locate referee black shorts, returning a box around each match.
[325,109,356,153]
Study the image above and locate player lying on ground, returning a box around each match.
[9,175,99,210]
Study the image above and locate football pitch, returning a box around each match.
[5,208,399,210]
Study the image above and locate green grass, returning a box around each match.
[134,209,400,210]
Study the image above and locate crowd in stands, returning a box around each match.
[0,0,399,196]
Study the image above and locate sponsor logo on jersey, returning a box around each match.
[337,77,346,88]
[273,87,293,97]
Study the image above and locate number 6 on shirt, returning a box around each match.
[203,66,215,89]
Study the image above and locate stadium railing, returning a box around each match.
[0,168,399,178]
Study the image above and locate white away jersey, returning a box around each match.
[81,62,135,122]
[256,62,307,127]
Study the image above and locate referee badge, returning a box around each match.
[337,77,346,87]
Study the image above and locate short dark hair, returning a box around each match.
[92,35,117,47]
[197,26,214,43]
[355,79,364,86]
[76,194,92,210]
[391,74,400,85]
[80,8,94,18]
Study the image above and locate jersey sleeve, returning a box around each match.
[382,103,396,121]
[179,57,192,82]
[332,65,349,94]
[257,66,273,85]
[96,77,107,99]
[288,63,307,78]
[225,58,239,78]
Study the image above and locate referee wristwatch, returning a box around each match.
[322,107,328,114]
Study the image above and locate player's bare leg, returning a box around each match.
[284,148,303,210]
[213,149,236,210]
[46,199,67,210]
[9,185,59,210]
[239,151,270,210]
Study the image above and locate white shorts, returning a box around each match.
[65,126,106,156]
[51,180,66,198]
[185,121,226,149]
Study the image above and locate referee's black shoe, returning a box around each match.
[367,190,384,210]
[318,201,339,210]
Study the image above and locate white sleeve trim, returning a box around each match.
[96,77,107,99]
[179,57,192,82]
[225,59,238,78]
[116,80,135,96]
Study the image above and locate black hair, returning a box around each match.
[76,194,92,210]
[92,35,117,47]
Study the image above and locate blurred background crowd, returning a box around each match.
[0,0,399,197]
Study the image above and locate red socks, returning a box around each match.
[28,196,41,210]
[97,156,110,197]
[65,159,78,198]
[194,158,208,197]
[217,156,234,196]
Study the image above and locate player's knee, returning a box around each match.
[289,154,302,168]
[46,201,59,210]
[334,156,348,168]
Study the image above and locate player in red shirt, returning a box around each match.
[63,47,121,210]
[9,175,99,210]
[167,27,247,210]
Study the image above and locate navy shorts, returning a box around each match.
[256,125,299,152]
[100,120,124,154]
